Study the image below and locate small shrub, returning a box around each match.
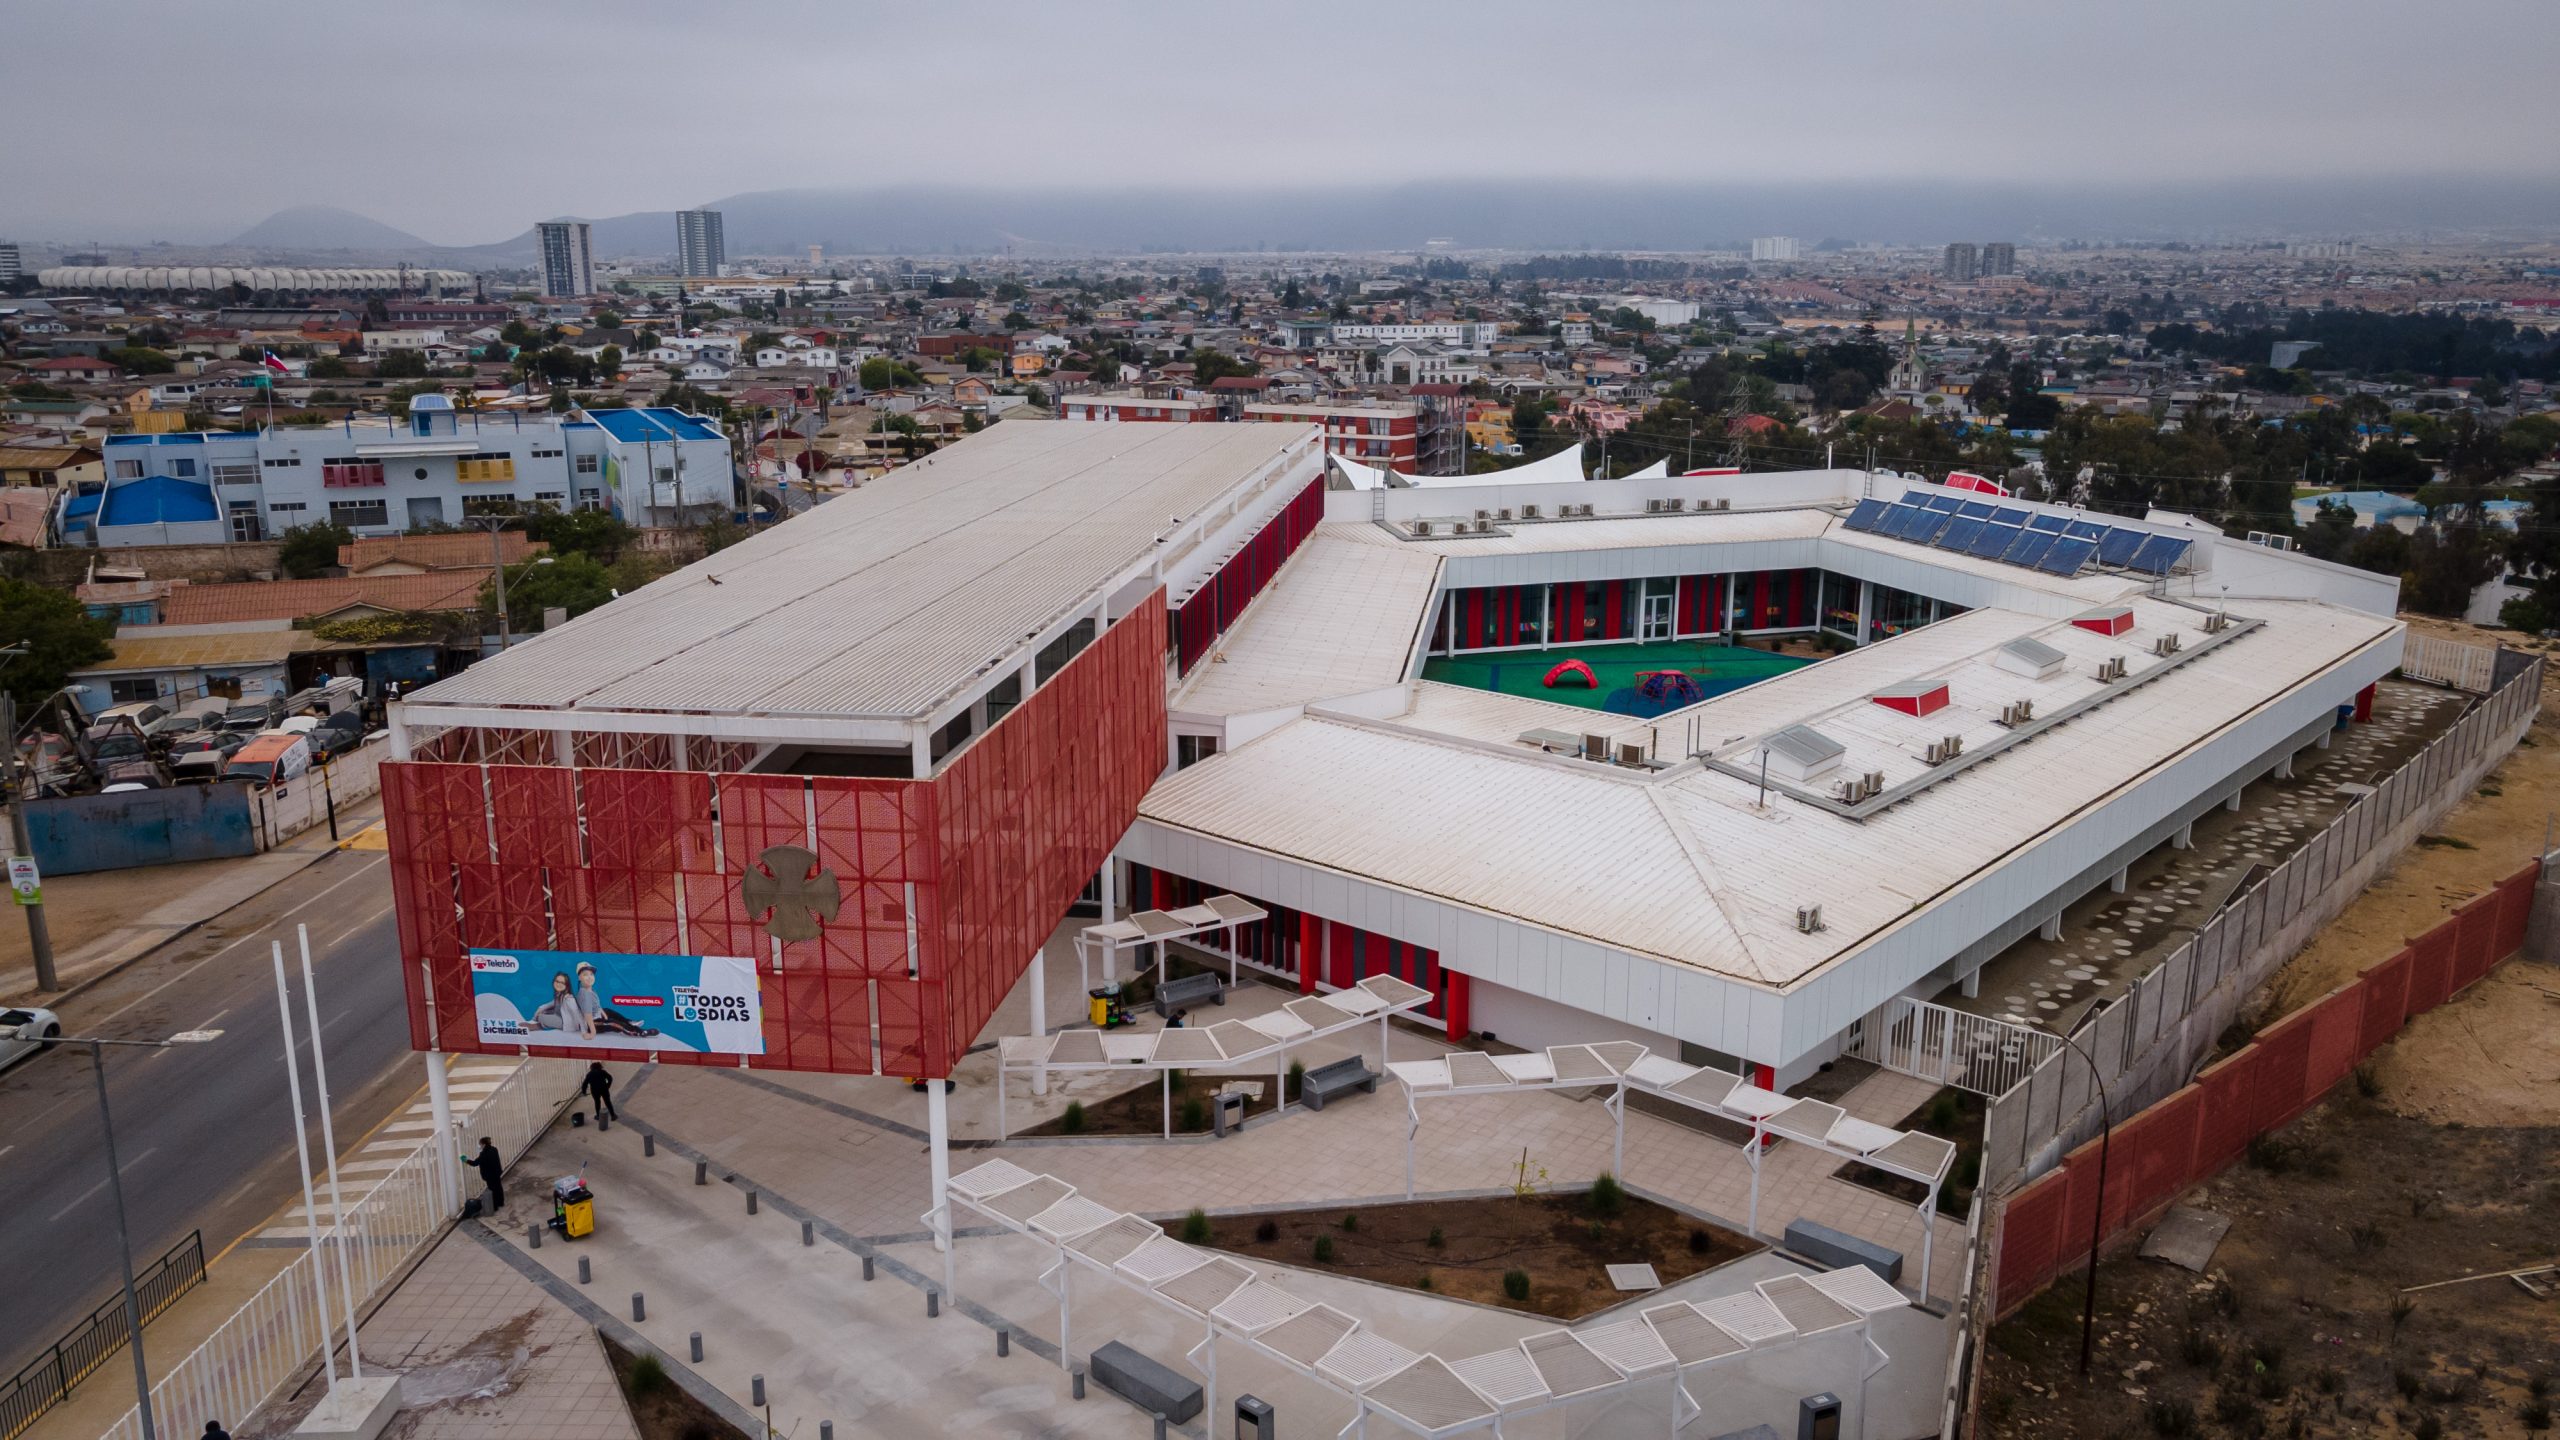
[2354,1063,2383,1098]
[2211,1389,2259,1428]
[2207,1278,2241,1319]
[1415,1273,1433,1291]
[1587,1220,1608,1242]
[2254,1365,2290,1401]
[1179,1207,1211,1244]
[1926,1092,1962,1132]
[1587,1172,1625,1218]
[1340,1212,1358,1232]
[1179,1094,1208,1131]
[1426,1226,1445,1250]
[2408,1191,2442,1219]
[1312,1235,1335,1264]
[1287,1059,1306,1091]
[2249,1338,2285,1376]
[2145,1397,2197,1436]
[2413,1413,2444,1440]
[2246,1133,2296,1173]
[1501,1268,1530,1302]
[2179,1329,2222,1369]
[2395,1368,2425,1399]
[1253,1218,1278,1244]
[2311,1365,2341,1395]
[624,1352,669,1398]
[2532,1374,2553,1400]
[2350,1220,2388,1253]
[1058,1100,1087,1134]
[2416,834,2474,850]
[1687,1228,1712,1256]
[2390,1295,2417,1336]
[2524,1398,2553,1433]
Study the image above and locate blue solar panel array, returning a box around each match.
[1839,496,2193,579]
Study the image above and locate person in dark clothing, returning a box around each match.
[203,1424,232,1440]
[583,1063,617,1126]
[472,1137,504,1211]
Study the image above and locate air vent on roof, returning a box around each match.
[1795,904,1826,934]
[2095,655,2127,683]
[1871,679,1951,718]
[1994,637,2065,680]
[1764,724,1847,782]
[2072,605,2136,638]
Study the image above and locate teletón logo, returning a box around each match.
[740,843,842,943]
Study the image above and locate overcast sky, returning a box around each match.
[10,0,2560,244]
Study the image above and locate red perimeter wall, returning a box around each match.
[384,589,1168,1079]
[1991,859,2540,1317]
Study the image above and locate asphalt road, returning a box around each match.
[0,848,418,1374]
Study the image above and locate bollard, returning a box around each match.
[1071,1367,1086,1400]
[644,1133,655,1157]
[528,1223,542,1250]
[802,1220,814,1247]
[694,1160,708,1186]
[752,1375,766,1408]
[861,1254,874,1282]
[631,1293,645,1323]
[996,1328,1009,1358]
[821,1426,833,1440]
[577,1256,591,1285]
[690,1332,703,1363]
[746,1191,759,1216]
[926,1289,939,1318]
[1152,1413,1167,1440]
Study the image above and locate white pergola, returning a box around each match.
[996,974,1434,1139]
[1074,894,1270,993]
[944,1157,1905,1439]
[1387,1044,1958,1304]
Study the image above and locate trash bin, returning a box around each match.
[1797,1392,1842,1440]
[1234,1394,1274,1440]
[1211,1089,1246,1137]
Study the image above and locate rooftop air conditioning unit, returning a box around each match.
[1644,499,1663,514]
[1712,497,1732,511]
[1411,520,1434,537]
[1578,503,1597,517]
[1615,741,1647,767]
[1474,509,1491,521]
[1795,904,1826,934]
[2202,612,2230,634]
[1497,507,1514,521]
[1865,770,1884,794]
[1521,503,1542,519]
[2096,655,2126,683]
[1581,733,1610,761]
[2152,634,2182,657]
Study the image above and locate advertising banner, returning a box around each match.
[468,948,764,1055]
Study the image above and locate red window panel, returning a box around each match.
[384,760,493,865]
[581,769,714,873]
[553,868,682,956]
[455,862,551,951]
[681,870,766,963]
[1603,582,1624,639]
[767,969,873,1074]
[719,773,811,867]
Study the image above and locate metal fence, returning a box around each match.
[0,1232,204,1440]
[2399,633,2498,693]
[255,739,389,848]
[93,1059,580,1440]
[1842,995,2061,1097]
[1939,1193,1985,1440]
[1978,647,2543,1194]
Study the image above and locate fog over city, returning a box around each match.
[9,0,2560,245]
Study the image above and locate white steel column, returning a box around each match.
[1028,947,1049,1096]
[273,943,341,1391]
[2110,867,2129,894]
[927,1080,954,1307]
[425,1053,457,1211]
[299,927,362,1380]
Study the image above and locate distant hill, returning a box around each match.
[227,205,439,252]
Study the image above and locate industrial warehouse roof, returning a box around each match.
[408,421,1316,723]
[1138,593,2396,993]
[1171,532,1442,717]
[73,628,323,675]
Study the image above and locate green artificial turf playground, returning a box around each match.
[1421,639,1814,717]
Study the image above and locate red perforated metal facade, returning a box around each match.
[385,590,1168,1078]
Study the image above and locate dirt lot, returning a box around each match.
[1978,974,2560,1440]
[1175,1190,1762,1321]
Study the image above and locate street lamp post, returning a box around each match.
[0,643,59,991]
[64,1029,220,1440]
[2050,1026,2115,1379]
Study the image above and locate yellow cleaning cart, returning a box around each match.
[550,1174,595,1239]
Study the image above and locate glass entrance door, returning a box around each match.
[1640,591,1674,641]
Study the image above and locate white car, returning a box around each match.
[0,1006,61,1071]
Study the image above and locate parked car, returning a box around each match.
[223,732,313,789]
[0,1006,60,1071]
[221,698,285,734]
[309,716,366,762]
[93,700,173,735]
[97,757,169,790]
[168,731,247,761]
[171,751,233,785]
[87,727,150,764]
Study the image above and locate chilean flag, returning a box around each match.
[261,350,290,374]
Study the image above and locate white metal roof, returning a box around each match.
[1140,596,2395,993]
[1172,532,1443,718]
[406,421,1309,723]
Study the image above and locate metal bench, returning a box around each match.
[1782,1218,1903,1283]
[1154,969,1223,1018]
[1300,1055,1378,1111]
[1089,1340,1203,1423]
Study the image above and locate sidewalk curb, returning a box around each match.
[9,838,360,1009]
